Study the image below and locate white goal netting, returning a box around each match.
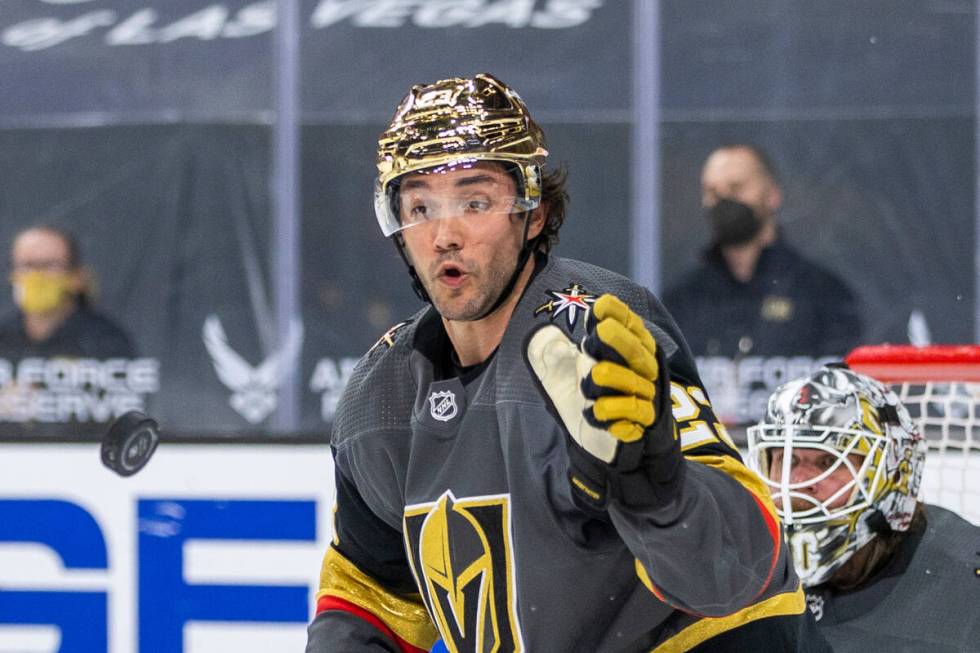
[847,345,980,526]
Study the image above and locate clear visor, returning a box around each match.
[745,423,888,526]
[373,161,540,237]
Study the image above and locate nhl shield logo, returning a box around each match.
[428,390,458,422]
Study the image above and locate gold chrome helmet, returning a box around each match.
[746,365,926,587]
[374,73,548,237]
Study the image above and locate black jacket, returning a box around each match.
[664,240,862,358]
[0,304,134,361]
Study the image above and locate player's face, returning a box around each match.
[700,148,780,223]
[767,448,865,511]
[398,162,537,321]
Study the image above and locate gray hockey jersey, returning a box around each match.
[805,504,980,652]
[307,256,817,652]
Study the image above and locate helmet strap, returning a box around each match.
[392,234,431,303]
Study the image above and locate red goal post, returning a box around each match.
[846,344,980,525]
[846,344,980,383]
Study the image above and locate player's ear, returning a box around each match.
[527,205,547,242]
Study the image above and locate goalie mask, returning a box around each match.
[375,73,549,315]
[746,366,926,587]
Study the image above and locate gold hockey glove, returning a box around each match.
[526,294,683,511]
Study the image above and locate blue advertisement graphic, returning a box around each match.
[0,497,318,653]
[139,498,316,652]
[0,499,108,652]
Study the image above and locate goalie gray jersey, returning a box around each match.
[309,256,815,652]
[805,505,980,653]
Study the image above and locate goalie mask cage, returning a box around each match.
[846,344,980,525]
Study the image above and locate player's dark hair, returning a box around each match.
[829,501,927,591]
[531,164,569,254]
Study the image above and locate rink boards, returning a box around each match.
[0,442,335,653]
[1,442,977,653]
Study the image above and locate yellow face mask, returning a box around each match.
[11,270,74,315]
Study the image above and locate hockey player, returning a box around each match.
[747,365,980,651]
[306,73,827,652]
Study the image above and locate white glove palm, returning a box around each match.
[526,324,619,463]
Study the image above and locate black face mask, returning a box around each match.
[707,198,762,247]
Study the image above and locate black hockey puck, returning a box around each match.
[101,410,160,477]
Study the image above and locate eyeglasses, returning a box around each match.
[11,260,72,273]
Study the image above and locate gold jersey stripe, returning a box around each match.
[652,588,806,652]
[634,559,668,602]
[316,546,438,650]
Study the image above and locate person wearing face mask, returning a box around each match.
[663,144,861,360]
[0,225,134,360]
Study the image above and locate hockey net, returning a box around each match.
[846,344,980,525]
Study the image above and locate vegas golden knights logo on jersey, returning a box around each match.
[403,491,524,652]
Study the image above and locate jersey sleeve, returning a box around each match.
[307,452,438,653]
[606,292,802,625]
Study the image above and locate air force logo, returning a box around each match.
[428,390,458,422]
[202,315,304,424]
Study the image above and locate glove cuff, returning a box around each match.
[566,445,613,513]
[610,444,685,508]
[566,428,686,511]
